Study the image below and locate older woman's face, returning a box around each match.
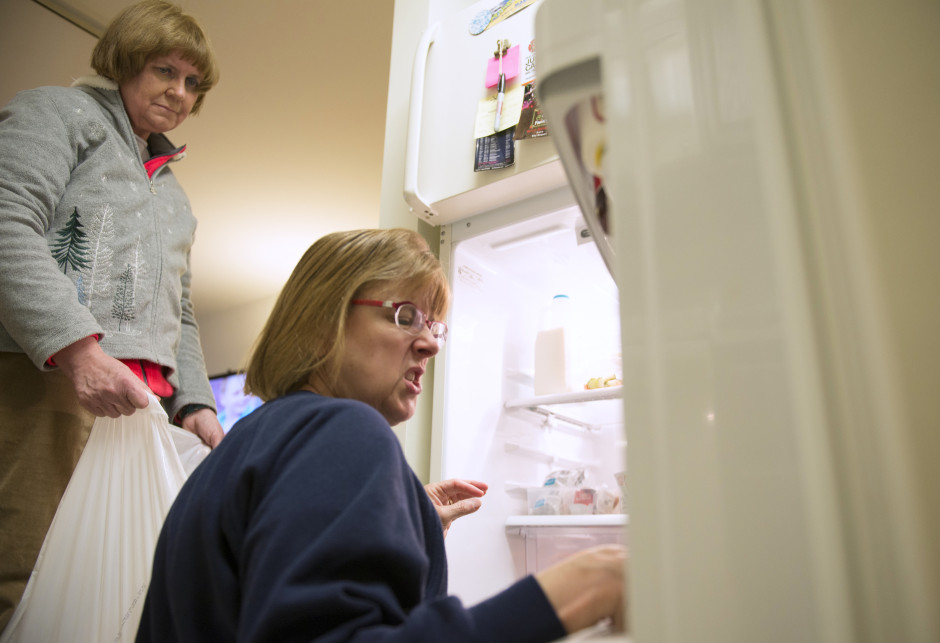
[120,51,201,139]
[332,291,442,426]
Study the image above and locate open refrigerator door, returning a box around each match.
[394,0,938,639]
[432,198,626,608]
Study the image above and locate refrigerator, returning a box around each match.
[389,0,939,641]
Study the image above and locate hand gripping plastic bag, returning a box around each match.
[0,393,210,643]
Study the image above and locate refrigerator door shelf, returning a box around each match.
[533,62,613,278]
[534,0,615,279]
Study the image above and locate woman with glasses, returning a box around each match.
[0,0,225,630]
[136,228,626,642]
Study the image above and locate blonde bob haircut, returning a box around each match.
[91,0,219,114]
[245,228,450,402]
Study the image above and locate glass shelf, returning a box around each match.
[504,386,623,430]
[505,386,622,408]
[505,514,627,529]
[504,441,597,470]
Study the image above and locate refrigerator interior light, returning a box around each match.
[488,223,567,251]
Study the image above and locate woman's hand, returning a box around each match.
[424,479,488,537]
[53,336,151,417]
[181,407,225,448]
[535,544,628,634]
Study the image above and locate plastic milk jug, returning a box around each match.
[534,294,573,395]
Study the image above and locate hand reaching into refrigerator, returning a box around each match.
[424,478,489,537]
[535,544,628,634]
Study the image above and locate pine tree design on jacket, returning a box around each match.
[111,237,144,333]
[79,204,116,306]
[113,263,137,331]
[49,204,142,333]
[51,207,91,275]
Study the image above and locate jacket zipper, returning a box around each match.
[138,359,150,388]
[144,145,187,194]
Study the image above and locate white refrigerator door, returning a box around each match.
[556,0,937,640]
[588,0,846,639]
[404,0,569,225]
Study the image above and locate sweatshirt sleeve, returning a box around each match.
[163,244,215,418]
[239,405,566,642]
[0,89,103,366]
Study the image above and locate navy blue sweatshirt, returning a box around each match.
[136,391,565,642]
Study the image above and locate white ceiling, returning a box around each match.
[8,0,396,316]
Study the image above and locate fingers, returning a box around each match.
[83,386,148,417]
[446,497,483,519]
[535,544,628,634]
[87,390,149,418]
[430,478,488,504]
[425,479,489,536]
[57,344,153,417]
[199,424,224,449]
[93,404,123,419]
[434,496,484,538]
[126,385,151,410]
[100,381,152,417]
[181,408,225,448]
[452,479,489,497]
[99,381,152,417]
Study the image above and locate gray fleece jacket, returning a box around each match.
[0,75,215,418]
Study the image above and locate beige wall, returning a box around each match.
[0,0,95,107]
[197,295,276,376]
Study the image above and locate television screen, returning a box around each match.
[209,371,264,433]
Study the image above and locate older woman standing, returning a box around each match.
[0,0,224,630]
[136,228,626,642]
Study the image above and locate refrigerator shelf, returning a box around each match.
[505,514,627,530]
[504,440,597,470]
[504,386,623,431]
[505,386,622,407]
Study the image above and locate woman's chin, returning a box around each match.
[382,401,417,427]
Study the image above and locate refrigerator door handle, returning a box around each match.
[404,22,440,221]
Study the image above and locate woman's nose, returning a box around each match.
[167,78,187,99]
[415,326,441,356]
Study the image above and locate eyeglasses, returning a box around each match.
[351,299,448,345]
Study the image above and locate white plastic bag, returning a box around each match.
[0,393,210,643]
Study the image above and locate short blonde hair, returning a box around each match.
[91,0,219,114]
[245,228,450,402]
